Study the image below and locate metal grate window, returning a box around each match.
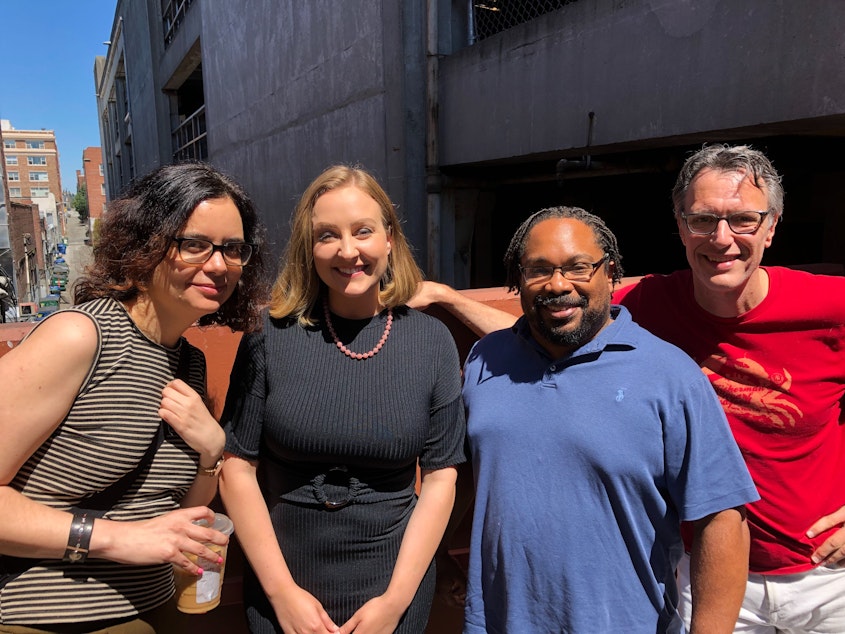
[172,105,207,162]
[471,0,578,42]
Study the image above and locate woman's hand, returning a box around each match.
[159,379,225,465]
[271,583,339,634]
[338,594,404,634]
[93,506,228,575]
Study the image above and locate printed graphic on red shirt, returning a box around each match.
[701,354,803,429]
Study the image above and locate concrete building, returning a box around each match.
[94,0,845,287]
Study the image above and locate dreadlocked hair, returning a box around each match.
[503,206,624,292]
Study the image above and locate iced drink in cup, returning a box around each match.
[174,512,235,614]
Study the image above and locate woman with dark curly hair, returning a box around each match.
[0,162,267,633]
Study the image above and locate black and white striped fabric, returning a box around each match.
[1,297,206,625]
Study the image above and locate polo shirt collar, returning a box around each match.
[513,304,638,363]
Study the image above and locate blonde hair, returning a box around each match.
[270,165,422,326]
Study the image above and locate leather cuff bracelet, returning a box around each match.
[63,513,94,563]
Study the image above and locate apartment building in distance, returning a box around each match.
[0,120,66,239]
[77,146,106,229]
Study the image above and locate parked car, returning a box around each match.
[39,295,61,311]
[54,257,66,264]
[33,306,59,321]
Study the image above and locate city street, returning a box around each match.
[60,209,93,305]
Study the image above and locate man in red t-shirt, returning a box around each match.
[615,145,845,633]
[413,145,845,633]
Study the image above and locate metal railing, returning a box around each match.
[471,0,577,42]
[162,0,193,46]
[172,105,207,162]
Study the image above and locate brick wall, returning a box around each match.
[2,133,62,207]
[82,147,106,221]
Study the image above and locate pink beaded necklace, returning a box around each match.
[322,298,393,360]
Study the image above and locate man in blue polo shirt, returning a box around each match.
[461,206,757,633]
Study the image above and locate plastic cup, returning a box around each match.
[174,513,235,614]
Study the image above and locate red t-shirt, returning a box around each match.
[615,266,845,574]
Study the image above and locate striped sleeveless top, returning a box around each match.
[0,297,207,625]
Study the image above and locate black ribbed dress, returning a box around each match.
[222,306,466,633]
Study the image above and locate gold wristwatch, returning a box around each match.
[198,456,224,477]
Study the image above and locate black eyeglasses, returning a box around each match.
[680,211,770,235]
[520,254,609,285]
[172,237,256,267]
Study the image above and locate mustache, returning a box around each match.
[534,295,587,310]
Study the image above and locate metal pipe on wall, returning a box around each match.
[425,0,441,280]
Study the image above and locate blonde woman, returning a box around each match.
[220,166,466,634]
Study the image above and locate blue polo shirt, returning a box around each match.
[462,306,758,634]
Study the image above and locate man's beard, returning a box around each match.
[529,293,609,351]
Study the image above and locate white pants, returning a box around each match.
[677,552,845,633]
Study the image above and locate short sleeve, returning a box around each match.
[664,371,759,521]
[419,322,468,471]
[222,327,267,460]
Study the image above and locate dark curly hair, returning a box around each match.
[74,162,268,332]
[503,206,624,293]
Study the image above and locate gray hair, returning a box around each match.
[672,144,784,220]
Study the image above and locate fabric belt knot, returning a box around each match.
[311,466,365,509]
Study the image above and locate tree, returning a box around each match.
[91,218,102,246]
[73,187,89,224]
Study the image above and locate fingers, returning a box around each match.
[158,385,223,457]
[406,281,440,310]
[811,534,845,565]
[165,510,230,575]
[337,616,358,634]
[807,506,845,538]
[160,381,199,415]
[807,507,845,565]
[320,610,340,633]
[173,550,213,577]
[275,592,338,634]
[163,377,195,396]
[179,507,230,547]
[337,597,400,634]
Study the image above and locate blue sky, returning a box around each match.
[0,1,118,192]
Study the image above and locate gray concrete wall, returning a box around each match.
[200,1,425,260]
[101,0,845,280]
[116,0,168,178]
[438,0,845,165]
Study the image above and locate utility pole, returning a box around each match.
[23,233,32,302]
